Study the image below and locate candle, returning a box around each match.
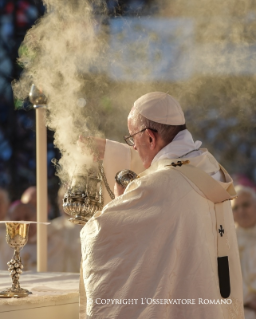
[29,84,48,272]
[35,107,48,272]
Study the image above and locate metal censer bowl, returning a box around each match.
[63,168,104,225]
[0,222,32,298]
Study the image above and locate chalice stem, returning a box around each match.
[10,248,22,290]
[0,248,31,298]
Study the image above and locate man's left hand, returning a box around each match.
[114,182,125,197]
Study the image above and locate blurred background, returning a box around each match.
[0,0,256,218]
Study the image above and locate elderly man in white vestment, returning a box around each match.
[232,186,256,319]
[79,92,244,319]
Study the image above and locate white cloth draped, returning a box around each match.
[80,134,244,319]
[151,129,202,163]
[102,139,144,205]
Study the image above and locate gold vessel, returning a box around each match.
[0,222,32,298]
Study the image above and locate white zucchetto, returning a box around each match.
[134,92,185,125]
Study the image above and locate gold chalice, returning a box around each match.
[0,222,32,298]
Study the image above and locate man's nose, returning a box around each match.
[133,144,137,151]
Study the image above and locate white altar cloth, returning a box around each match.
[0,271,79,319]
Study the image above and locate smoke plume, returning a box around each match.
[13,0,108,186]
[12,0,256,183]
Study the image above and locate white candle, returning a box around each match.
[35,106,48,272]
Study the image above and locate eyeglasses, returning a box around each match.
[232,201,252,212]
[124,128,157,146]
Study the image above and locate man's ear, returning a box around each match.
[146,129,156,149]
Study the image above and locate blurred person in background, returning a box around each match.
[46,186,81,272]
[19,186,81,272]
[0,188,10,221]
[21,186,37,208]
[0,188,10,270]
[232,185,256,319]
[21,186,53,219]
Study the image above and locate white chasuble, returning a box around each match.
[80,140,244,319]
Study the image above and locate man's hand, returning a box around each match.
[114,182,125,197]
[77,136,106,161]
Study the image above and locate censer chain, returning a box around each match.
[98,163,115,200]
[85,136,115,200]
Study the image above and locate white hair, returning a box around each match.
[128,108,186,144]
[234,185,256,200]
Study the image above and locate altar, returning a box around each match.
[0,271,79,319]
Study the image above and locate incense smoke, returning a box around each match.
[12,0,256,184]
[13,0,107,186]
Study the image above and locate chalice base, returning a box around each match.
[0,287,32,298]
